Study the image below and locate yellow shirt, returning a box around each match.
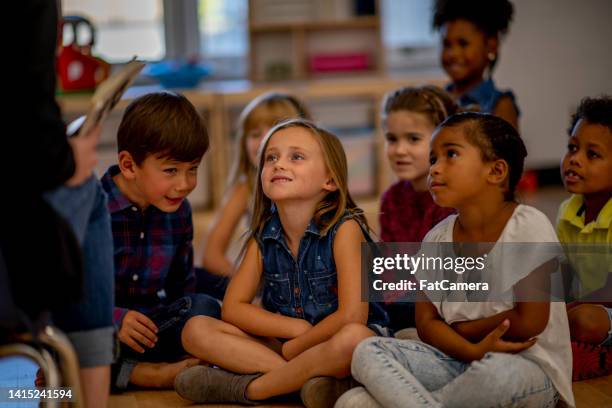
[556,194,612,295]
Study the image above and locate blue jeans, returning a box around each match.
[44,175,115,368]
[344,337,559,408]
[112,293,221,390]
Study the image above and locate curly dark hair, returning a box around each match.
[439,112,527,201]
[432,0,514,37]
[568,95,612,136]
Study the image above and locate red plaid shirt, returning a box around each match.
[101,166,196,327]
[380,181,454,243]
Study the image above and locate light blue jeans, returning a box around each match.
[44,175,115,367]
[338,337,559,408]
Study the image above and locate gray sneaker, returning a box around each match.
[174,365,261,405]
[300,376,360,408]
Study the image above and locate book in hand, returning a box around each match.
[67,58,145,138]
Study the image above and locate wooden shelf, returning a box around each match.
[250,16,379,33]
[248,0,383,82]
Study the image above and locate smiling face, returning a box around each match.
[428,126,493,208]
[561,119,612,196]
[385,110,436,190]
[441,19,496,90]
[260,127,335,204]
[119,153,200,212]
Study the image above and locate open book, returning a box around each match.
[67,58,146,137]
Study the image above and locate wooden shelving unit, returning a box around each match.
[248,0,383,81]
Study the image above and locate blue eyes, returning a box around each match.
[265,153,304,162]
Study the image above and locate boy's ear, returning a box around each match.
[118,151,139,180]
[487,159,509,186]
[323,177,338,192]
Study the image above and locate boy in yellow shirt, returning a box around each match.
[558,96,612,350]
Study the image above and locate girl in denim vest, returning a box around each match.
[433,0,520,130]
[198,92,311,280]
[176,118,389,407]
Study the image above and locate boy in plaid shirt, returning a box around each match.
[101,92,221,390]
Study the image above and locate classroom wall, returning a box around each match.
[494,0,612,168]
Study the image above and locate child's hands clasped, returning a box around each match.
[281,319,313,360]
[476,319,536,358]
[119,310,159,353]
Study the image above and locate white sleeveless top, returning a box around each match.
[418,205,575,407]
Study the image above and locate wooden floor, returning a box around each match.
[109,375,612,408]
[572,376,612,407]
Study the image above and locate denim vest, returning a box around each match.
[257,210,388,327]
[446,78,520,117]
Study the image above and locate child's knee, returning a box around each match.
[568,304,610,343]
[181,315,219,350]
[329,323,374,360]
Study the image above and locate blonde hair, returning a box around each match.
[229,92,312,190]
[249,118,368,240]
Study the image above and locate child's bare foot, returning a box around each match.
[130,358,201,389]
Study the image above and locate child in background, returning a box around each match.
[175,119,389,407]
[558,97,612,351]
[197,92,311,294]
[339,113,574,408]
[380,86,457,331]
[101,92,221,390]
[433,0,520,129]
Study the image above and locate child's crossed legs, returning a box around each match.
[181,316,375,400]
[348,337,559,408]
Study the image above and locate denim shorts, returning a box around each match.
[111,293,221,390]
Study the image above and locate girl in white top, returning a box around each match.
[340,112,574,408]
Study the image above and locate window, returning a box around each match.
[61,0,165,62]
[381,0,439,72]
[381,0,436,48]
[198,0,248,78]
[199,0,248,58]
[61,0,437,76]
